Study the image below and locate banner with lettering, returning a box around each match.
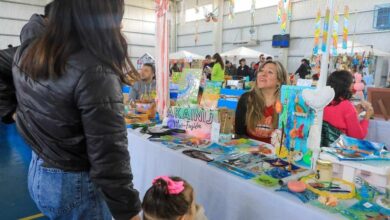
[166,107,218,139]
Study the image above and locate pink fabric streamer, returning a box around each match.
[155,0,170,118]
[153,176,185,195]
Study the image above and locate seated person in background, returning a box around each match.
[236,58,251,79]
[235,61,289,144]
[324,70,374,140]
[129,63,156,101]
[225,60,237,78]
[142,176,207,220]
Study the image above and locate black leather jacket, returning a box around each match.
[0,47,17,123]
[12,15,141,220]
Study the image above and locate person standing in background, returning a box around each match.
[266,56,273,62]
[254,54,265,71]
[236,58,250,79]
[13,0,141,219]
[130,63,156,101]
[225,60,237,78]
[203,54,214,80]
[211,53,225,82]
[295,59,311,79]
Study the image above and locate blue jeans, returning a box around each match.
[28,152,112,220]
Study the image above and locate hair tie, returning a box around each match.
[152,176,185,195]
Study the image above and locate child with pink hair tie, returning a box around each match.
[142,176,207,220]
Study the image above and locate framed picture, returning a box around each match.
[367,88,390,120]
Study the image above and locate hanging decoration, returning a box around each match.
[332,8,339,56]
[194,21,199,45]
[204,7,219,22]
[277,0,283,24]
[155,0,170,118]
[342,6,349,50]
[287,0,292,20]
[249,0,256,37]
[277,0,292,34]
[228,0,235,20]
[321,8,330,53]
[313,9,321,55]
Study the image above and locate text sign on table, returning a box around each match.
[167,107,218,139]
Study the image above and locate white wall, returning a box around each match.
[0,0,47,49]
[176,0,390,73]
[0,0,156,64]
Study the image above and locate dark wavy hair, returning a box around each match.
[21,0,130,82]
[327,70,353,105]
[213,53,224,70]
[142,176,194,220]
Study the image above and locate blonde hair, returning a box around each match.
[246,61,289,130]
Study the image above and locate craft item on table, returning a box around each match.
[262,157,310,183]
[354,176,383,202]
[353,73,365,100]
[201,81,222,109]
[253,175,279,187]
[183,149,214,162]
[313,9,321,55]
[341,200,390,220]
[125,113,150,125]
[175,68,202,106]
[315,160,333,182]
[342,6,349,50]
[248,144,274,156]
[167,106,218,139]
[301,175,356,199]
[166,144,186,151]
[309,199,347,214]
[318,195,338,207]
[276,184,318,203]
[209,153,266,179]
[157,133,210,148]
[222,138,258,148]
[376,187,390,213]
[287,181,307,193]
[218,108,235,134]
[279,86,315,163]
[322,8,330,52]
[302,86,335,168]
[323,135,389,161]
[204,143,236,155]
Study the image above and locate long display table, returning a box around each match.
[127,129,344,220]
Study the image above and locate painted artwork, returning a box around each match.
[323,135,389,161]
[175,68,202,106]
[167,106,218,139]
[137,53,155,70]
[201,81,222,109]
[278,86,315,160]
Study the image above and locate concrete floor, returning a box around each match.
[0,122,46,219]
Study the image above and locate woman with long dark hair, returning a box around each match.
[323,70,373,139]
[211,53,225,82]
[13,0,140,219]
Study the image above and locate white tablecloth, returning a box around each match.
[127,130,343,220]
[367,119,390,147]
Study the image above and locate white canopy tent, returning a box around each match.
[169,50,204,61]
[220,47,272,59]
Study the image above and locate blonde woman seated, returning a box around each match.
[235,61,289,144]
